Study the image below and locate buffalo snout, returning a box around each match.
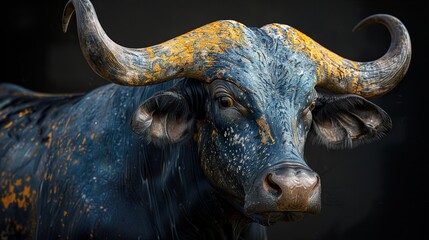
[244,164,321,218]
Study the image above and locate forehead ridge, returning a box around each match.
[205,22,319,111]
[226,26,318,109]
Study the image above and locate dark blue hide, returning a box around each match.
[0,82,265,239]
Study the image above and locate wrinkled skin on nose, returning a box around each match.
[245,164,321,216]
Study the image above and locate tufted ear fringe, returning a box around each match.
[309,92,392,149]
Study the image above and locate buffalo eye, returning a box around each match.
[218,96,234,108]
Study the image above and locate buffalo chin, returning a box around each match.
[250,212,304,226]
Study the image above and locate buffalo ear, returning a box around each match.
[131,89,195,146]
[309,93,392,149]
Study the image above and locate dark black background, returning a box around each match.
[3,0,428,239]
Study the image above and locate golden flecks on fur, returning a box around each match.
[256,115,275,145]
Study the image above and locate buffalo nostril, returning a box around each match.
[264,173,282,197]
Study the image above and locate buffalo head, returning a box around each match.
[64,0,410,225]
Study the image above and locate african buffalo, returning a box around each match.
[0,0,410,239]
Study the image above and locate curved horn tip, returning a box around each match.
[62,0,75,33]
[318,13,411,98]
[352,14,401,32]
